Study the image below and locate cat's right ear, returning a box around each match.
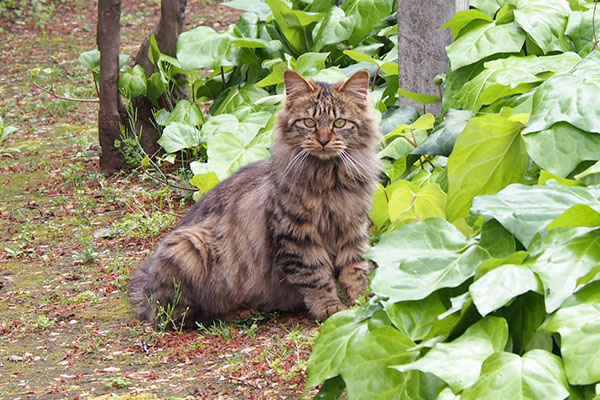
[284,70,317,100]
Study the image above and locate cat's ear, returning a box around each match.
[336,70,370,104]
[284,70,317,100]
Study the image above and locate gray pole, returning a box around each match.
[397,0,469,115]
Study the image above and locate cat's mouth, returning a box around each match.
[302,140,345,159]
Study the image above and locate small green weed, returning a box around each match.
[34,315,55,329]
[115,210,176,239]
[154,278,189,333]
[100,376,134,389]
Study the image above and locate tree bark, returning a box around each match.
[133,0,188,157]
[397,0,468,115]
[97,0,123,176]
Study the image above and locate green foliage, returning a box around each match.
[306,1,600,399]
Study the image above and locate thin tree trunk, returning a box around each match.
[97,0,123,176]
[133,0,188,157]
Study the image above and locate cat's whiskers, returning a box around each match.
[282,149,309,179]
[340,150,369,182]
[338,152,360,187]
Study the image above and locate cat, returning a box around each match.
[127,69,381,328]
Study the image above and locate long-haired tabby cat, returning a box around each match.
[128,70,381,327]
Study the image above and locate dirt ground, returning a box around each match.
[0,1,319,399]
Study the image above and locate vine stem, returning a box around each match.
[371,66,381,91]
[141,168,197,192]
[32,82,99,103]
[303,28,311,52]
[592,0,599,51]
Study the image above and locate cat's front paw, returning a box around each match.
[314,303,347,320]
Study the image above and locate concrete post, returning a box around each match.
[397,0,469,115]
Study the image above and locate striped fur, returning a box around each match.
[128,70,381,327]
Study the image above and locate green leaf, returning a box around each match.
[78,49,101,73]
[311,6,354,52]
[222,0,272,21]
[314,376,345,400]
[147,72,166,107]
[397,87,441,105]
[393,317,508,393]
[387,181,447,226]
[461,350,570,400]
[295,52,330,77]
[523,51,600,135]
[529,229,600,312]
[206,130,271,180]
[575,160,600,186]
[413,109,473,157]
[189,172,220,195]
[212,84,270,116]
[546,204,600,230]
[479,219,516,259]
[157,123,202,154]
[454,53,581,112]
[565,9,600,54]
[118,65,147,99]
[177,26,240,70]
[441,9,494,39]
[364,218,489,302]
[265,0,321,53]
[446,114,528,222]
[471,182,600,248]
[165,99,204,127]
[446,21,526,71]
[469,0,510,18]
[498,292,548,355]
[370,182,389,230]
[342,0,393,46]
[470,264,542,316]
[383,293,446,342]
[306,309,370,388]
[378,130,427,160]
[523,122,600,178]
[513,0,572,54]
[380,106,419,135]
[341,326,420,400]
[541,281,600,385]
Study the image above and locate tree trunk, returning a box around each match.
[133,0,188,157]
[97,0,123,176]
[397,0,468,116]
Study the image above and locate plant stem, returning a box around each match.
[32,82,99,103]
[371,66,381,91]
[220,66,227,90]
[593,0,599,51]
[303,28,311,52]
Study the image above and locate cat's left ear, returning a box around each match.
[336,70,370,104]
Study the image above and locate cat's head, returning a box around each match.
[276,70,377,160]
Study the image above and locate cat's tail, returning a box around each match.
[127,226,214,327]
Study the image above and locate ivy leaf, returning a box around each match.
[380,106,419,135]
[222,0,272,21]
[177,26,240,70]
[393,317,508,393]
[523,51,600,135]
[340,326,421,400]
[441,9,494,39]
[497,292,548,355]
[383,293,446,342]
[513,0,572,54]
[342,0,393,46]
[206,130,271,180]
[446,21,526,71]
[461,350,571,400]
[469,0,510,18]
[413,109,473,156]
[528,229,600,313]
[546,204,600,230]
[523,122,600,178]
[387,181,447,227]
[312,7,354,52]
[541,281,600,385]
[165,99,204,127]
[364,218,489,302]
[565,9,600,55]
[306,309,370,388]
[295,52,330,77]
[266,0,324,53]
[189,172,220,195]
[470,264,542,316]
[446,114,528,222]
[471,182,600,248]
[479,219,516,259]
[157,123,202,154]
[118,65,147,99]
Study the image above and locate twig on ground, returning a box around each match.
[32,82,99,103]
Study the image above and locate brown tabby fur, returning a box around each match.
[127,70,381,327]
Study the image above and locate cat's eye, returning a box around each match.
[304,118,316,128]
[334,118,346,128]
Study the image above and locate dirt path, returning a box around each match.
[0,2,318,399]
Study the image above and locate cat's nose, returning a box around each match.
[318,136,330,146]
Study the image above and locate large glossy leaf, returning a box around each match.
[306,309,370,388]
[541,281,600,385]
[383,293,446,342]
[470,264,542,316]
[413,109,473,156]
[177,26,240,70]
[446,21,526,71]
[441,9,493,39]
[497,292,548,355]
[461,350,570,400]
[479,219,516,259]
[200,111,271,146]
[222,0,272,21]
[342,0,392,46]
[523,51,600,135]
[311,6,354,52]
[546,204,600,230]
[523,122,600,178]
[565,9,600,54]
[206,130,271,180]
[266,0,324,53]
[165,99,204,127]
[157,123,202,154]
[471,182,600,248]
[512,0,572,54]
[446,114,528,222]
[469,0,510,17]
[340,326,421,400]
[454,53,580,112]
[528,229,600,312]
[118,65,147,99]
[380,106,420,135]
[387,181,447,227]
[393,317,508,393]
[364,218,489,302]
